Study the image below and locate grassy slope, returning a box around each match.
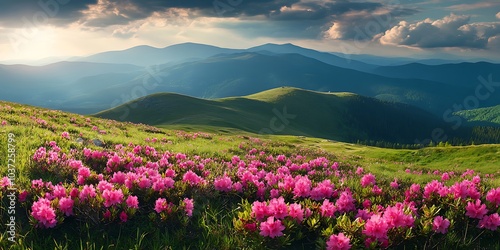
[95,87,457,144]
[455,105,500,125]
[2,100,500,249]
[2,100,499,187]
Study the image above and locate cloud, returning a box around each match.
[0,0,97,27]
[380,14,500,49]
[446,2,500,12]
[324,6,418,40]
[497,12,500,20]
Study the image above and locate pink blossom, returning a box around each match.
[1,120,7,126]
[320,199,337,218]
[288,203,304,222]
[0,176,11,188]
[58,197,74,216]
[182,170,203,186]
[355,167,364,175]
[252,201,270,221]
[19,190,28,202]
[61,132,70,140]
[259,216,285,238]
[183,198,194,217]
[79,185,97,201]
[486,187,500,207]
[214,176,233,192]
[363,215,389,240]
[119,211,128,222]
[97,180,114,192]
[383,204,414,228]
[336,190,356,213]
[432,216,450,234]
[326,232,351,250]
[465,199,488,219]
[441,173,450,181]
[126,195,139,209]
[102,189,124,207]
[361,173,376,187]
[390,179,399,189]
[310,180,334,200]
[52,185,66,199]
[371,185,383,195]
[154,198,171,213]
[268,197,288,219]
[78,167,91,178]
[478,213,500,231]
[293,176,311,198]
[31,198,57,228]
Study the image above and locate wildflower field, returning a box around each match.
[1,101,500,249]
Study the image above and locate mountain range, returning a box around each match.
[2,42,500,142]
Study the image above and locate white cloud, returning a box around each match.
[496,12,500,20]
[379,14,500,49]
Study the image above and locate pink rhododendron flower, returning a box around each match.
[432,216,450,234]
[182,170,203,186]
[478,213,500,231]
[79,185,96,201]
[268,197,288,219]
[154,198,171,213]
[183,198,194,217]
[465,199,488,219]
[252,201,270,221]
[59,197,74,216]
[0,176,11,188]
[336,190,356,213]
[363,215,389,240]
[102,189,124,207]
[259,216,285,238]
[31,198,57,228]
[390,179,399,189]
[383,204,414,228]
[441,173,450,181]
[486,187,500,207]
[61,132,70,140]
[326,232,351,250]
[126,195,139,209]
[288,203,304,222]
[361,173,376,187]
[52,185,66,199]
[310,179,334,200]
[320,199,337,218]
[214,176,233,192]
[119,211,128,222]
[293,176,311,198]
[19,190,28,202]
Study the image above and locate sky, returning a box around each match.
[1,0,500,63]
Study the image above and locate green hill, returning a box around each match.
[454,105,500,125]
[95,87,466,144]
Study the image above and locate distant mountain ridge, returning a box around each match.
[1,42,499,117]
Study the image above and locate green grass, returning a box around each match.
[2,100,500,249]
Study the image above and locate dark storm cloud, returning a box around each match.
[0,0,97,27]
[0,0,419,42]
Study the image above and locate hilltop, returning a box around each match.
[95,87,472,145]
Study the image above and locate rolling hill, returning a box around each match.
[454,105,500,125]
[95,87,468,144]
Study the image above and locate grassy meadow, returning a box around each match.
[1,100,500,249]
